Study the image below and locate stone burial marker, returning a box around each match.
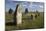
[13,4,23,26]
[31,14,36,20]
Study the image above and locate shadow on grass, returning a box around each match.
[5,22,16,26]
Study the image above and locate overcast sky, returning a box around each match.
[5,0,44,12]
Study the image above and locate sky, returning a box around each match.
[5,0,44,12]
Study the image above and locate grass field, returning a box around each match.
[5,12,44,30]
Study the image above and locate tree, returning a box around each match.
[8,8,13,14]
[25,8,28,14]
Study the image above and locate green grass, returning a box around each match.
[5,12,44,30]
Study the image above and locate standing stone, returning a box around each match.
[31,14,35,20]
[14,4,19,25]
[31,14,33,20]
[16,4,23,25]
[35,14,37,18]
[38,13,40,16]
[33,14,35,20]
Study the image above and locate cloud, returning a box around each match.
[23,5,27,7]
[39,5,43,8]
[12,0,26,1]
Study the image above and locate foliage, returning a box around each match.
[8,8,13,14]
[25,8,28,14]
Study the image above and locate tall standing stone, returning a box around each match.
[14,4,19,25]
[16,4,22,25]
